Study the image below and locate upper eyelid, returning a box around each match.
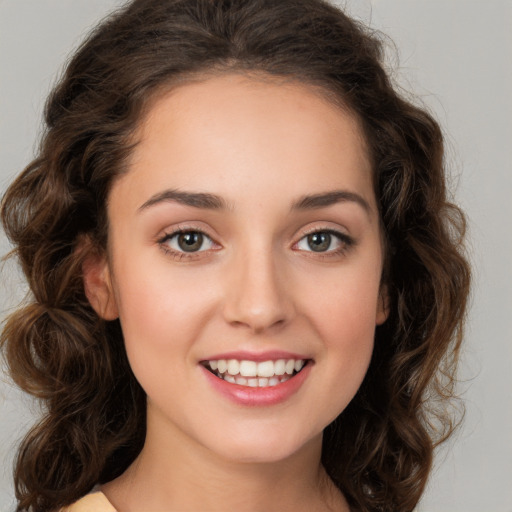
[299,226,346,237]
[294,224,352,242]
[293,229,352,248]
[158,224,216,241]
[160,229,213,242]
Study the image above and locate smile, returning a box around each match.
[203,358,309,388]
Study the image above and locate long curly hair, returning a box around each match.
[1,0,470,511]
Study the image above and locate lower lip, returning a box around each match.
[201,363,312,406]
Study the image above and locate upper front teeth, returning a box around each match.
[208,358,305,377]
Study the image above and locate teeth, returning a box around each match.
[239,360,257,377]
[257,360,274,377]
[274,359,286,375]
[221,373,292,387]
[227,359,240,376]
[285,359,295,375]
[206,357,308,386]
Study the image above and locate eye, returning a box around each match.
[295,230,352,253]
[160,230,215,253]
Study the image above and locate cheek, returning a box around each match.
[111,260,217,374]
[316,293,376,372]
[298,265,380,388]
[300,260,382,336]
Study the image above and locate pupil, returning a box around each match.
[308,232,330,252]
[178,232,203,252]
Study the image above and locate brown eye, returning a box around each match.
[306,232,332,252]
[160,230,215,254]
[295,229,354,255]
[177,232,204,252]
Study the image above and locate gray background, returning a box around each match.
[1,1,511,511]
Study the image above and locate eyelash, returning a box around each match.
[295,228,355,260]
[157,226,355,261]
[157,225,217,261]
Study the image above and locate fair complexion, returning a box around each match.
[85,73,388,511]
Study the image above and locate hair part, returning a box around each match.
[1,1,470,511]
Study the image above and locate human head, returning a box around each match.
[1,1,470,511]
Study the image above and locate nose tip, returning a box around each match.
[222,254,293,333]
[227,305,287,333]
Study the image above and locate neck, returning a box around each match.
[102,409,348,512]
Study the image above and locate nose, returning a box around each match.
[222,248,294,333]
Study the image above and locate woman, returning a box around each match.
[0,0,470,511]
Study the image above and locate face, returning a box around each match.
[88,74,387,464]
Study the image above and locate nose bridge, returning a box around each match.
[223,238,293,332]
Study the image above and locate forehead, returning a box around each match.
[116,73,375,213]
[136,73,369,158]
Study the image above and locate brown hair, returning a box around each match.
[1,0,470,511]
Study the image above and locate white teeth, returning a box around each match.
[206,357,308,386]
[227,359,240,376]
[218,371,297,387]
[257,360,275,377]
[239,360,257,377]
[274,359,286,375]
[285,359,295,375]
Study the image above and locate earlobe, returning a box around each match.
[81,246,119,321]
[376,285,390,325]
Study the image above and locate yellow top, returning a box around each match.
[61,489,117,512]
[59,488,421,511]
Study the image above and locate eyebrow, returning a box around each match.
[138,189,231,211]
[291,190,371,214]
[138,188,371,215]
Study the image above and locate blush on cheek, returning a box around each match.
[316,299,377,366]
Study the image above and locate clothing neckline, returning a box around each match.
[63,487,117,512]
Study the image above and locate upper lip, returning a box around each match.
[200,350,311,362]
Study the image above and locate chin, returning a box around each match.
[202,422,322,465]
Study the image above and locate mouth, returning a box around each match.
[201,358,311,388]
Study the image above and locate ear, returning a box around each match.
[81,245,119,321]
[375,285,390,325]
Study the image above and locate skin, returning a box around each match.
[85,73,388,511]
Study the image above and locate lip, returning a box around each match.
[200,350,310,363]
[200,360,312,406]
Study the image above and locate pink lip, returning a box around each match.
[201,350,310,362]
[200,361,312,407]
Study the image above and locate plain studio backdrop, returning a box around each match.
[0,1,511,511]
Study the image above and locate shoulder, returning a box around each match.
[59,489,117,512]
